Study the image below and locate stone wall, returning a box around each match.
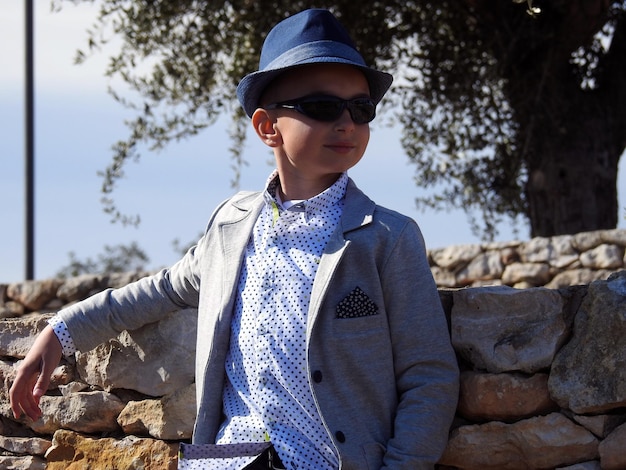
[428,229,626,289]
[0,229,624,469]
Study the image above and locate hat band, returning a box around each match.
[262,41,367,71]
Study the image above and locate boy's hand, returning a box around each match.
[9,325,63,421]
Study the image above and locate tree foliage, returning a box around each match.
[56,241,150,278]
[56,0,626,239]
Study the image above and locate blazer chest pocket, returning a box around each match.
[334,286,385,335]
[335,286,379,319]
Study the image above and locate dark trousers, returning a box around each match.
[243,445,286,470]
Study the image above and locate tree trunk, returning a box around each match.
[490,0,626,237]
[517,60,623,237]
[524,116,620,238]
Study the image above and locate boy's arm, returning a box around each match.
[9,263,197,421]
[382,220,459,468]
[8,234,204,421]
[9,325,62,421]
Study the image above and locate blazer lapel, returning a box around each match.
[307,179,376,338]
[219,192,264,297]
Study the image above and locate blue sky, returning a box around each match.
[1,2,624,284]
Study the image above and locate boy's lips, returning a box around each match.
[326,142,356,153]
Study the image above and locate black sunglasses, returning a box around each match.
[265,95,377,124]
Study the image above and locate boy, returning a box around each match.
[10,9,459,470]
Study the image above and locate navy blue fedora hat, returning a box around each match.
[236,8,393,118]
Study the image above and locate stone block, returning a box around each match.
[45,429,178,470]
[458,371,557,421]
[440,413,598,469]
[549,272,626,413]
[452,286,567,373]
[76,308,197,396]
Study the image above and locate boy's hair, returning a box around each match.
[236,9,393,118]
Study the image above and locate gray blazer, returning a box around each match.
[60,178,459,470]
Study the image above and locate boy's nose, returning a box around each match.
[335,108,356,130]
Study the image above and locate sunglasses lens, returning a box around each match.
[348,99,376,124]
[299,99,345,121]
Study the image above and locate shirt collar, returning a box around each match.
[263,170,348,213]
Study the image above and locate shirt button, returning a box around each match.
[335,431,346,443]
[312,370,323,383]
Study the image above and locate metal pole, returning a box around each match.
[25,0,35,280]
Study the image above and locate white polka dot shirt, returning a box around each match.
[48,315,77,357]
[215,171,346,469]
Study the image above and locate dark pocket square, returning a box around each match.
[336,286,379,318]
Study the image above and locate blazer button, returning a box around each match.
[335,431,346,443]
[312,370,323,383]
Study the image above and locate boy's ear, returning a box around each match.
[252,108,282,147]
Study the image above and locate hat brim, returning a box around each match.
[237,58,393,118]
